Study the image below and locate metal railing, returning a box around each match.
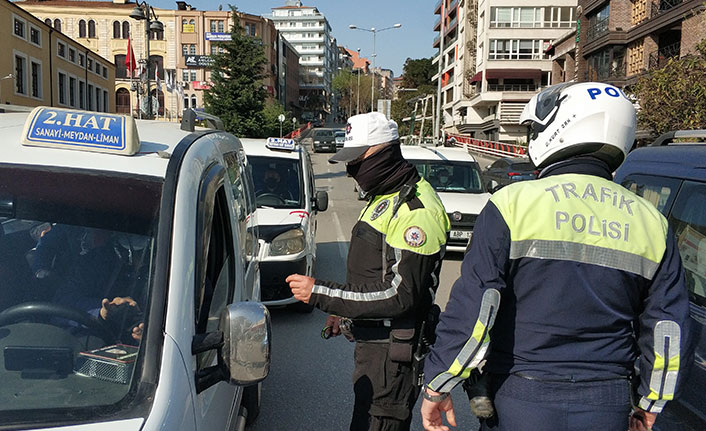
[584,62,626,81]
[487,84,537,92]
[650,0,684,18]
[585,16,609,42]
[648,41,681,69]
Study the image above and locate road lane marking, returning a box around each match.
[333,212,348,260]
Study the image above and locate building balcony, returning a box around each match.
[487,84,538,92]
[585,17,610,42]
[650,0,684,19]
[648,41,681,69]
[434,0,442,15]
[584,62,627,81]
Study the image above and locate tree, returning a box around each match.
[400,57,435,89]
[260,100,296,138]
[631,39,706,136]
[204,6,266,137]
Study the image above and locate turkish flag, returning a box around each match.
[126,38,137,78]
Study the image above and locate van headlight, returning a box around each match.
[270,228,306,256]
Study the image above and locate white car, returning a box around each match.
[0,107,270,431]
[401,145,491,253]
[241,138,328,311]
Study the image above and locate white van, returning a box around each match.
[241,138,328,312]
[0,107,271,430]
[401,145,491,252]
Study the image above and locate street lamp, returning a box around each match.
[349,23,401,112]
[0,74,14,105]
[356,48,361,114]
[130,1,163,119]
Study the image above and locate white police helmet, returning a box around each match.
[519,82,636,171]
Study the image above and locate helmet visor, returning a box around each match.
[534,82,575,122]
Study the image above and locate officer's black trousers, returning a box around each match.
[481,374,632,431]
[350,341,419,431]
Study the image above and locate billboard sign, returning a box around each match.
[185,55,214,68]
[205,32,232,41]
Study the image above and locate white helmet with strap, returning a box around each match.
[519,82,637,171]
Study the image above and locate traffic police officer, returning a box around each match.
[420,82,693,431]
[287,112,450,431]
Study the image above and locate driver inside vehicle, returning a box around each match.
[257,168,293,201]
[31,224,148,342]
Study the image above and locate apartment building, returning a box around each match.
[434,0,577,142]
[269,0,336,121]
[577,0,705,87]
[20,0,176,117]
[20,0,299,120]
[2,0,115,111]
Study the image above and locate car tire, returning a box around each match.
[242,382,261,426]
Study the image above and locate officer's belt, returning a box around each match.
[351,319,393,342]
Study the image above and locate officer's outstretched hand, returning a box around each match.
[421,392,456,431]
[286,274,314,303]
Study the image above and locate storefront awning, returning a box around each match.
[470,71,483,83]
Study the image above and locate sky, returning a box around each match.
[149,0,437,77]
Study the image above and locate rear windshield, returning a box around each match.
[335,131,345,137]
[410,161,485,193]
[510,162,535,171]
[0,164,161,421]
[314,130,334,137]
[248,156,303,208]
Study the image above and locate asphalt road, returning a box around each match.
[249,146,486,431]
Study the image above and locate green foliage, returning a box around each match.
[260,101,297,138]
[203,5,267,137]
[400,58,435,89]
[631,38,706,136]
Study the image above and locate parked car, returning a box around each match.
[484,157,538,190]
[311,128,337,153]
[241,137,328,312]
[613,130,706,431]
[335,129,346,149]
[400,145,491,252]
[0,107,271,430]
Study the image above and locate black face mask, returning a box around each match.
[346,145,412,196]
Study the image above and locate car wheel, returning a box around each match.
[242,382,261,426]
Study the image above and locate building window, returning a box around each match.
[78,53,85,66]
[87,57,93,71]
[218,20,224,32]
[586,5,610,41]
[88,20,96,38]
[190,70,197,81]
[44,18,52,27]
[151,28,163,40]
[182,70,189,81]
[95,63,101,75]
[53,19,61,32]
[490,7,542,28]
[189,44,196,55]
[103,90,108,112]
[95,86,101,112]
[58,72,66,105]
[15,55,26,95]
[30,26,41,46]
[544,6,575,28]
[112,21,120,39]
[81,20,89,38]
[69,48,76,63]
[103,67,107,79]
[14,17,26,39]
[79,81,85,109]
[31,61,41,98]
[182,44,188,57]
[489,39,547,60]
[69,76,76,107]
[183,95,189,109]
[244,23,256,37]
[57,41,66,58]
[191,95,197,108]
[122,21,130,39]
[116,88,130,113]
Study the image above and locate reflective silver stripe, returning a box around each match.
[644,320,681,410]
[429,289,500,393]
[312,284,398,302]
[639,398,666,413]
[510,239,660,279]
[311,247,403,303]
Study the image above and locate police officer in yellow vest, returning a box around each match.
[287,112,450,430]
[420,82,692,431]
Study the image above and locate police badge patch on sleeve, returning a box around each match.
[404,226,426,247]
[370,199,390,221]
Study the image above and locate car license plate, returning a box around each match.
[450,230,472,239]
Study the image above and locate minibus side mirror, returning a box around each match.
[314,190,328,212]
[221,302,271,386]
